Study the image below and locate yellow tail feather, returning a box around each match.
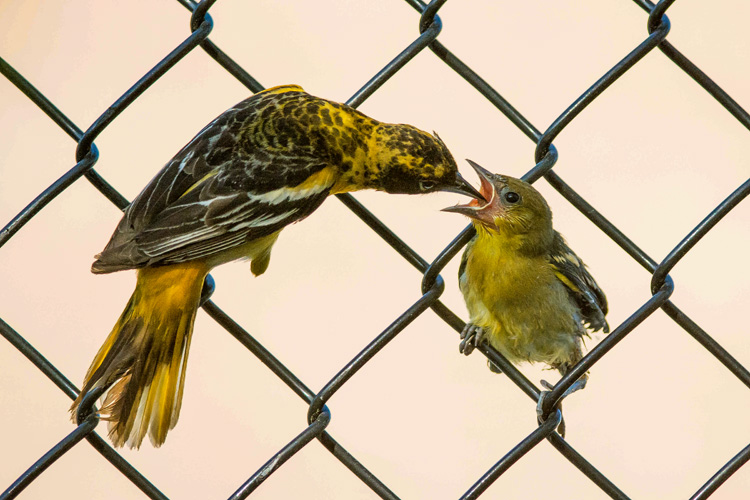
[71,262,209,448]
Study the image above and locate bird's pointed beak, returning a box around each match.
[441,159,497,218]
[440,171,486,201]
[465,159,495,186]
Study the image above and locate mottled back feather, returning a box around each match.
[94,86,353,272]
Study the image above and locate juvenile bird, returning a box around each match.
[72,85,482,448]
[443,160,608,434]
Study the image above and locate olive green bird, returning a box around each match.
[71,84,482,449]
[443,160,609,435]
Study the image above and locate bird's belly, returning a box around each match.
[486,314,580,368]
[462,255,582,368]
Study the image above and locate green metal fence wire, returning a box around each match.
[2,0,749,498]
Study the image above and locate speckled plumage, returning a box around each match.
[93,85,465,273]
[73,85,480,449]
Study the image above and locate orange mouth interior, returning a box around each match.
[472,172,495,208]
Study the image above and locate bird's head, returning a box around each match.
[443,160,554,251]
[374,126,483,199]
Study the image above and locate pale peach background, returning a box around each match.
[1,1,749,499]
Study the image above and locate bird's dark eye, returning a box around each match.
[504,191,520,204]
[419,180,436,192]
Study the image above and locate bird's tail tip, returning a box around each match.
[72,265,206,448]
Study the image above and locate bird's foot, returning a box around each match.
[536,377,587,438]
[561,377,587,398]
[459,324,486,356]
[537,382,565,437]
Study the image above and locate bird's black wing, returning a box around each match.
[548,232,609,333]
[92,86,335,272]
[133,162,332,265]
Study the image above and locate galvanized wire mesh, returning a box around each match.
[2,0,749,498]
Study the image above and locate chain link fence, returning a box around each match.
[2,0,749,498]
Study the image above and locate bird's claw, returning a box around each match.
[536,378,587,438]
[561,377,587,398]
[537,384,566,438]
[536,380,556,422]
[459,324,486,356]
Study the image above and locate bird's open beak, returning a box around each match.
[441,159,496,217]
[440,171,486,201]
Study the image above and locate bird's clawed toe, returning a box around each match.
[536,385,567,438]
[459,324,486,356]
[536,376,588,438]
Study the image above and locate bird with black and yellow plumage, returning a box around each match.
[72,85,482,448]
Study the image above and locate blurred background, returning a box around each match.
[1,1,749,499]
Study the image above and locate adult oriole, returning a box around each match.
[443,160,608,435]
[72,85,482,448]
